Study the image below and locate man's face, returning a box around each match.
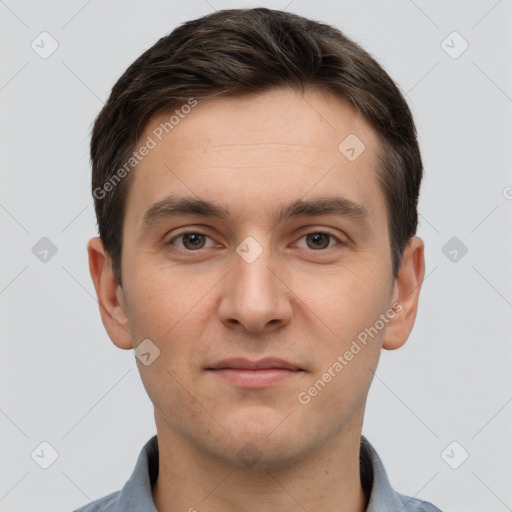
[116,86,398,467]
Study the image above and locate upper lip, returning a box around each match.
[207,357,302,371]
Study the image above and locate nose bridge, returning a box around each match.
[234,236,277,304]
[236,242,274,293]
[218,234,291,332]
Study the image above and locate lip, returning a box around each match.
[207,357,302,371]
[206,358,304,389]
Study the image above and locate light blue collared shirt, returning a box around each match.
[73,435,442,511]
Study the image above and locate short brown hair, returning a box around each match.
[91,7,422,286]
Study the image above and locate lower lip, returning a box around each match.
[208,368,302,388]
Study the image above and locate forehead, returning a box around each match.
[124,86,386,230]
[146,87,376,155]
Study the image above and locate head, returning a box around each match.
[88,8,425,469]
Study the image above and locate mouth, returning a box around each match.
[206,358,305,388]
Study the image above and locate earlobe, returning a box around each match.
[87,237,134,350]
[382,236,425,351]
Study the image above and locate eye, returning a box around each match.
[295,230,343,251]
[167,232,216,251]
[166,229,344,253]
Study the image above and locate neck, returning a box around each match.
[151,414,368,512]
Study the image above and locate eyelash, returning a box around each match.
[166,229,344,252]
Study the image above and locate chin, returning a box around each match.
[212,419,310,470]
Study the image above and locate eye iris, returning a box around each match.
[307,233,330,249]
[183,233,205,250]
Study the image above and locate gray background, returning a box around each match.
[1,1,511,511]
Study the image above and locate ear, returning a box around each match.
[382,236,425,350]
[87,237,134,350]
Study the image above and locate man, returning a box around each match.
[76,7,442,512]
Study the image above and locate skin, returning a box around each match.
[88,86,425,512]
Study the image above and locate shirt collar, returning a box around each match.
[116,434,418,511]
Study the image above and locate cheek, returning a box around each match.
[123,263,218,387]
[124,263,206,340]
[126,278,208,426]
[298,263,391,348]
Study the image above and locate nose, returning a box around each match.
[217,242,293,334]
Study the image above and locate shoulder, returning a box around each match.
[395,491,444,512]
[360,436,443,512]
[72,491,121,512]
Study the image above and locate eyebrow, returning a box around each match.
[141,194,370,230]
